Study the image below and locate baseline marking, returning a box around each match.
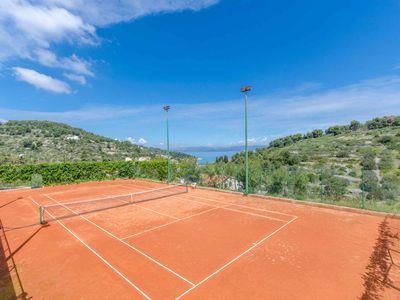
[175,215,298,299]
[172,195,287,223]
[45,184,126,196]
[120,181,296,218]
[43,194,195,287]
[186,193,297,218]
[28,196,151,300]
[118,182,290,222]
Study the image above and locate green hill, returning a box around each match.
[205,116,400,212]
[0,120,190,164]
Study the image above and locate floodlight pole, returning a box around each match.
[241,86,252,195]
[163,105,171,184]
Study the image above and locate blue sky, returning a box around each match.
[1,0,400,150]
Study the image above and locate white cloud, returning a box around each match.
[126,137,135,143]
[36,49,93,76]
[3,74,400,146]
[41,0,220,26]
[0,0,219,92]
[13,67,71,94]
[235,136,269,146]
[126,137,147,145]
[138,138,147,145]
[64,73,87,85]
[0,105,142,122]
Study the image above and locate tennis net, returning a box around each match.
[39,183,188,224]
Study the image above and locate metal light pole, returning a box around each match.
[163,105,171,184]
[241,86,252,195]
[361,169,365,209]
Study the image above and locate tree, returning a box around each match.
[325,125,350,136]
[361,150,377,170]
[268,167,288,195]
[322,176,348,199]
[292,169,309,197]
[350,120,361,131]
[361,171,379,192]
[312,129,324,138]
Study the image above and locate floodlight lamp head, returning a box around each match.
[240,86,252,93]
[163,105,171,111]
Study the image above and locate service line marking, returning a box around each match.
[175,215,299,299]
[99,193,180,221]
[121,206,225,240]
[43,194,195,287]
[28,196,151,300]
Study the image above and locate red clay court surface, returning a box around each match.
[1,179,399,299]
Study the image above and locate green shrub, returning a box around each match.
[0,160,174,186]
[379,151,394,170]
[361,150,377,170]
[336,150,349,158]
[361,171,379,192]
[321,175,349,199]
[377,135,393,144]
[31,174,43,188]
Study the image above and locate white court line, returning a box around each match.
[120,181,297,219]
[45,184,126,196]
[175,215,299,299]
[28,196,151,300]
[99,193,180,221]
[120,182,288,222]
[186,193,297,218]
[43,194,195,287]
[219,206,286,222]
[121,206,223,240]
[173,195,287,223]
[119,182,291,221]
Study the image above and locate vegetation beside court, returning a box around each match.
[0,160,194,186]
[198,116,400,213]
[0,116,399,213]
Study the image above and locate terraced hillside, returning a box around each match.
[0,120,190,164]
[204,116,400,211]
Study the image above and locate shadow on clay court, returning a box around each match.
[360,216,400,299]
[0,218,30,299]
[0,197,24,209]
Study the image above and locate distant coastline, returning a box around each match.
[180,145,266,164]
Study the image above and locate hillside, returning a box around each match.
[205,116,400,211]
[0,120,190,164]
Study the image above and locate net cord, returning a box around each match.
[41,183,186,209]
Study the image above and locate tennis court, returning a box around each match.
[0,179,399,299]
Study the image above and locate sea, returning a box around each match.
[182,145,264,165]
[183,151,238,165]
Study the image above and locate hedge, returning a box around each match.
[0,160,174,186]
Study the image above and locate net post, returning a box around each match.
[39,206,43,224]
[186,180,188,193]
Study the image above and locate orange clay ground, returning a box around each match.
[0,179,399,299]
